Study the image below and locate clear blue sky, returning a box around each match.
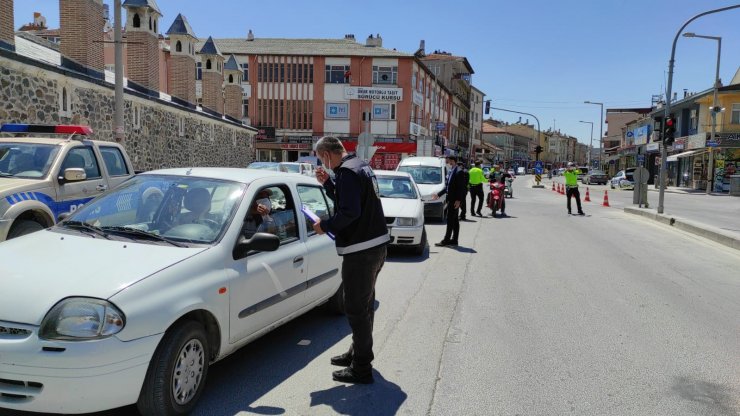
[14,0,740,145]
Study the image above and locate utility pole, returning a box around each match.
[113,0,124,142]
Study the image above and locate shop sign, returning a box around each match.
[255,126,275,141]
[280,143,311,150]
[646,142,660,153]
[687,133,705,150]
[342,141,417,153]
[633,125,649,146]
[325,103,349,119]
[410,122,423,136]
[344,86,403,101]
[707,132,740,148]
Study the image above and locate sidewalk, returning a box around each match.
[539,177,740,250]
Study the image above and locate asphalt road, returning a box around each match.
[2,178,738,416]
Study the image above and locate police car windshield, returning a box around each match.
[62,175,246,245]
[397,166,443,185]
[0,143,60,179]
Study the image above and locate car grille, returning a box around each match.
[395,237,415,245]
[385,217,395,225]
[0,325,32,340]
[0,378,43,403]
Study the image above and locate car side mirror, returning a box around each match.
[60,168,86,183]
[233,232,280,260]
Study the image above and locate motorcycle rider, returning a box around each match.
[490,165,511,217]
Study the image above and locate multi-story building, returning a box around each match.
[469,86,485,162]
[420,51,474,157]
[196,34,452,168]
[482,121,514,164]
[604,107,652,168]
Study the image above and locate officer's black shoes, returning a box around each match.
[435,240,451,247]
[448,240,458,246]
[578,211,585,216]
[332,367,374,384]
[330,352,352,367]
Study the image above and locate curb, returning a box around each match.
[624,207,740,251]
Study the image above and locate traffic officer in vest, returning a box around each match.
[468,160,485,216]
[564,162,585,215]
[313,136,389,384]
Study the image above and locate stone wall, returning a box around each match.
[0,52,255,171]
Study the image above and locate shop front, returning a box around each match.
[708,132,740,193]
[255,141,314,163]
[342,141,417,170]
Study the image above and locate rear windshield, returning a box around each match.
[397,165,443,185]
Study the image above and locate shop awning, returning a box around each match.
[666,149,705,162]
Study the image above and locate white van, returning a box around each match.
[396,156,448,220]
[516,166,526,176]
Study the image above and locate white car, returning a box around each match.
[0,168,343,415]
[396,157,447,220]
[375,170,426,255]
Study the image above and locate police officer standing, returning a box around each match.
[312,136,389,384]
[468,160,485,216]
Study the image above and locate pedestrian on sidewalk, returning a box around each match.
[433,155,466,247]
[564,162,585,215]
[313,136,389,384]
[459,162,470,221]
[468,160,485,216]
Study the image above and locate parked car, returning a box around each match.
[247,161,314,176]
[0,168,343,414]
[397,156,447,220]
[516,167,526,176]
[576,166,589,181]
[0,123,135,242]
[611,168,636,189]
[583,169,609,185]
[374,170,426,254]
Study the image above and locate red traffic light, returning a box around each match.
[665,119,674,127]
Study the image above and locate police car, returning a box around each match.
[0,168,343,415]
[0,124,134,241]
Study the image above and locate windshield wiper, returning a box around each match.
[101,226,187,247]
[62,220,112,239]
[0,172,14,177]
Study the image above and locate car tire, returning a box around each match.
[325,282,345,315]
[137,321,210,416]
[610,183,615,189]
[7,220,45,240]
[413,228,427,256]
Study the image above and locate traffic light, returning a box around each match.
[663,114,676,145]
[535,145,543,155]
[484,100,490,115]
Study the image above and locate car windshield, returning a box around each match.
[590,170,606,175]
[279,163,301,173]
[376,176,418,199]
[0,143,60,179]
[61,175,245,245]
[397,165,443,184]
[247,162,279,171]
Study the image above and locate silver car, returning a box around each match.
[610,168,636,189]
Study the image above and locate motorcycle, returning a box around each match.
[487,181,505,217]
[504,177,513,198]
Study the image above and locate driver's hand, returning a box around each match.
[256,204,269,215]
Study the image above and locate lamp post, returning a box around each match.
[683,32,722,194]
[584,101,604,168]
[658,4,740,214]
[579,120,594,168]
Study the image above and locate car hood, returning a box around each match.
[416,183,445,200]
[0,178,43,196]
[0,230,208,325]
[381,197,423,218]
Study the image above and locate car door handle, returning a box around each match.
[96,184,108,192]
[293,256,304,264]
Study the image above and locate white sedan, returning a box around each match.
[0,168,343,415]
[374,170,426,255]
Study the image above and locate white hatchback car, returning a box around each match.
[374,170,426,255]
[0,168,343,415]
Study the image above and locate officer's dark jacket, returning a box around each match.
[320,154,389,255]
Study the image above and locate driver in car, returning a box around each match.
[242,189,277,238]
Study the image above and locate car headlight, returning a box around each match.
[396,217,417,226]
[39,297,125,341]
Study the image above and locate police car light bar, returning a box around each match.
[0,124,93,135]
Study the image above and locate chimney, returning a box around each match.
[166,13,197,104]
[122,0,162,93]
[247,29,254,41]
[199,36,225,114]
[344,34,355,40]
[0,0,14,51]
[365,33,382,47]
[223,55,242,120]
[672,92,678,102]
[683,88,688,98]
[59,0,105,78]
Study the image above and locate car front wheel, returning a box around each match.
[7,220,45,239]
[138,321,210,416]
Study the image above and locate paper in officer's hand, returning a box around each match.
[301,205,335,240]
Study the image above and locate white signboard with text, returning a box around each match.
[344,86,403,101]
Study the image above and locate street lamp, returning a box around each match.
[658,4,740,214]
[682,32,722,194]
[579,120,594,168]
[584,101,604,168]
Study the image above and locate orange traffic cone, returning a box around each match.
[602,190,610,207]
[560,184,565,195]
[585,187,591,202]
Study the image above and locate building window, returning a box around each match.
[148,16,152,31]
[196,62,202,80]
[240,63,248,82]
[732,103,740,124]
[206,59,212,70]
[133,107,142,130]
[58,86,71,117]
[372,103,396,120]
[175,41,182,52]
[132,13,140,28]
[325,65,350,84]
[372,66,397,85]
[690,109,697,131]
[228,74,234,83]
[242,98,249,118]
[178,118,185,137]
